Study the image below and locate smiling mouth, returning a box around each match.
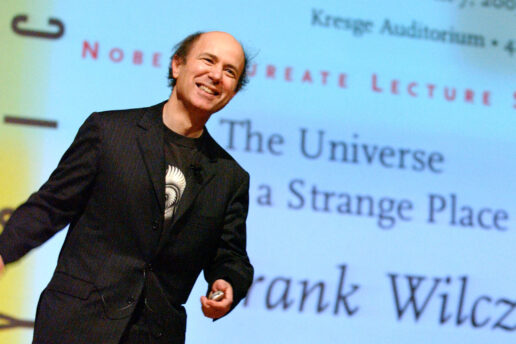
[197,84,219,96]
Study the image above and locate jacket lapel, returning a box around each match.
[136,102,166,212]
[171,152,216,228]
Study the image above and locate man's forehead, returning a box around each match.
[190,32,244,67]
[197,31,242,48]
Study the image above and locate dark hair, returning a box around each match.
[168,31,250,92]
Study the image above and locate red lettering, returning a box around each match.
[302,70,313,83]
[152,53,161,67]
[408,82,418,97]
[513,92,516,109]
[339,74,347,88]
[483,91,491,106]
[82,40,98,59]
[133,51,143,65]
[391,80,399,94]
[444,87,456,101]
[247,64,257,77]
[426,84,436,98]
[266,65,276,78]
[285,67,293,82]
[372,74,382,92]
[464,89,474,103]
[320,70,329,85]
[109,48,124,63]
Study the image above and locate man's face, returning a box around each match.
[172,32,245,117]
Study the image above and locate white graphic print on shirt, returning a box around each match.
[164,165,186,221]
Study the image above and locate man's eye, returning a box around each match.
[225,69,236,77]
[203,58,213,63]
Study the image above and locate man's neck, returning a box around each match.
[162,96,208,138]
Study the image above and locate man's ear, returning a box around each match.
[171,55,184,79]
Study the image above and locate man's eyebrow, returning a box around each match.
[201,53,218,61]
[201,53,239,72]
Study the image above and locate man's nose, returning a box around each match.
[209,66,222,82]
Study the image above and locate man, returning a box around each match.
[0,31,253,343]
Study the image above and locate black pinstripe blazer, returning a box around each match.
[0,102,253,343]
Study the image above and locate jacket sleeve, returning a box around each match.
[203,171,254,313]
[0,113,101,264]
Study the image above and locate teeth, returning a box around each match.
[199,85,215,95]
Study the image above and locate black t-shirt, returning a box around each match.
[163,123,205,228]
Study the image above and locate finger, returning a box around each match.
[206,298,231,314]
[211,280,233,300]
[224,285,233,301]
[212,279,230,291]
[201,296,213,309]
[201,297,229,312]
[201,304,221,319]
[201,296,215,318]
[204,306,226,319]
[203,298,224,308]
[214,285,233,305]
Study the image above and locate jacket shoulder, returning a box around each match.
[93,102,164,126]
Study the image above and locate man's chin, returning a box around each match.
[193,101,227,116]
[186,105,218,120]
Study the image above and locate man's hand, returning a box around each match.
[200,279,233,319]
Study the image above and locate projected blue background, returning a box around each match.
[1,1,515,343]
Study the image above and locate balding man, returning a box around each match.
[0,31,254,344]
